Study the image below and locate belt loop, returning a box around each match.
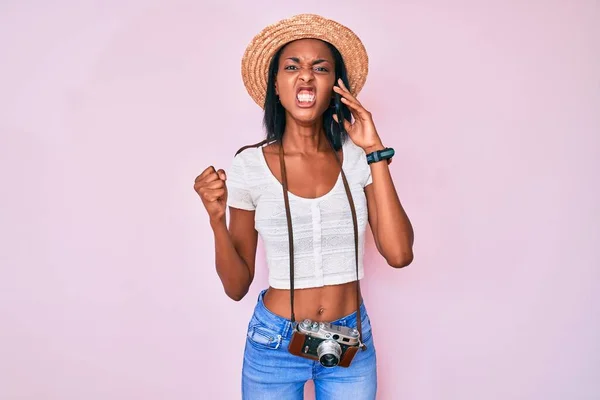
[282,321,291,338]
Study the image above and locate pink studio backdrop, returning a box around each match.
[1,1,598,399]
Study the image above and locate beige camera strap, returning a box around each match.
[279,140,366,350]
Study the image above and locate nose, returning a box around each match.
[298,66,314,83]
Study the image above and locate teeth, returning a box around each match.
[297,92,315,103]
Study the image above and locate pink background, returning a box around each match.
[1,1,599,399]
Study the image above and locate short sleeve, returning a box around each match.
[357,146,373,187]
[226,153,256,211]
[364,164,373,187]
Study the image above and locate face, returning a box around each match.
[274,39,336,123]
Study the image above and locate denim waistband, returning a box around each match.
[251,289,368,340]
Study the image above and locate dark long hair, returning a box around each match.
[262,40,353,151]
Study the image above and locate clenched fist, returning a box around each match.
[194,166,228,223]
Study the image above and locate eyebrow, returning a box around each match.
[285,57,331,65]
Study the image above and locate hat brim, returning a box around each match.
[241,14,369,109]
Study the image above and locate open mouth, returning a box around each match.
[296,87,316,107]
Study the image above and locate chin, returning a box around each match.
[293,112,319,124]
[287,106,328,124]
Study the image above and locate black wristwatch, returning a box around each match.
[366,147,395,164]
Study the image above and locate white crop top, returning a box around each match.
[226,138,373,290]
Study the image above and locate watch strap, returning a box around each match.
[366,147,395,164]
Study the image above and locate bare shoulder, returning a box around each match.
[261,141,279,155]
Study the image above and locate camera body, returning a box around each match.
[288,319,361,368]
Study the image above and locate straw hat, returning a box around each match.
[241,14,369,108]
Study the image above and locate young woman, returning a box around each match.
[194,14,414,400]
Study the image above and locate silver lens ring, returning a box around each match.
[317,339,342,367]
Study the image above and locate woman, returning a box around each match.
[194,14,414,399]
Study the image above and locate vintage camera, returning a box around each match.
[288,319,361,368]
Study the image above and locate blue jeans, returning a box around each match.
[241,290,378,399]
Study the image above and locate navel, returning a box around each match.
[317,306,325,315]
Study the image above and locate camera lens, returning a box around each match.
[317,339,342,368]
[321,353,338,367]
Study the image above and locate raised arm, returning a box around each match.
[332,78,414,268]
[195,166,258,300]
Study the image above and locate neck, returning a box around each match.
[281,115,330,154]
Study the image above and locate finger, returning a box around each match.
[194,174,218,191]
[204,188,226,202]
[204,179,225,190]
[194,178,224,194]
[335,87,365,114]
[333,85,358,104]
[338,78,349,92]
[332,114,352,133]
[217,169,227,181]
[340,97,371,120]
[335,79,362,105]
[195,167,216,184]
[340,95,361,109]
[196,166,216,182]
[197,170,222,185]
[340,97,360,120]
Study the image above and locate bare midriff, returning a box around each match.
[263,281,362,322]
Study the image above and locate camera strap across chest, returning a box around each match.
[235,138,365,349]
[278,141,365,349]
